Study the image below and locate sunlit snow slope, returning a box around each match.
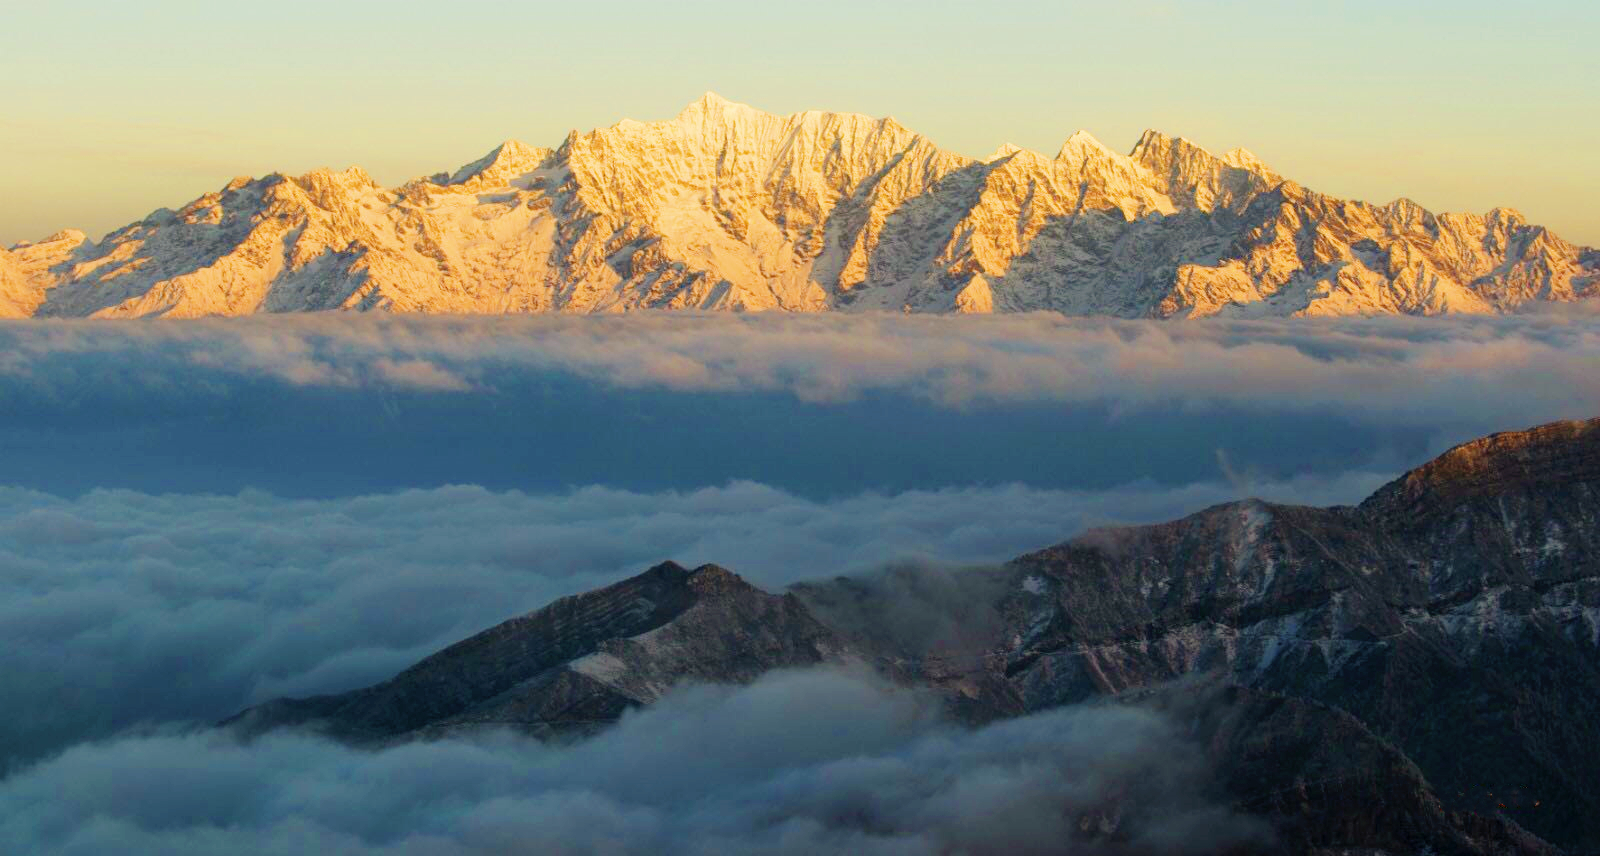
[7,94,1596,318]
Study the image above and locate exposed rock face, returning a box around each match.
[234,418,1600,853]
[227,561,846,741]
[987,418,1600,852]
[11,94,1597,318]
[1163,682,1556,856]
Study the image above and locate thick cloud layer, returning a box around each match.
[0,473,1383,767]
[0,668,1267,856]
[2,311,1596,413]
[2,311,1595,852]
[0,312,1595,496]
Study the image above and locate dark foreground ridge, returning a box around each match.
[231,417,1600,854]
[227,562,842,741]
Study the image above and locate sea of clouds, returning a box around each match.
[0,669,1269,855]
[1,311,1596,853]
[2,310,1594,414]
[0,473,1386,768]
[2,312,1596,497]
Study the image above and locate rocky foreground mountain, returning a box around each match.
[6,94,1596,319]
[231,417,1600,854]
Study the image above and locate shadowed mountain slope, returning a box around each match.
[233,418,1600,853]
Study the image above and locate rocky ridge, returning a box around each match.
[232,417,1600,853]
[228,561,843,742]
[8,94,1596,318]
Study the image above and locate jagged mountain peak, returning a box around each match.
[576,92,936,169]
[672,90,769,124]
[982,143,1057,171]
[691,89,736,109]
[683,562,755,594]
[46,228,87,244]
[1128,128,1193,159]
[11,228,87,251]
[291,165,379,191]
[632,559,752,591]
[1056,129,1115,159]
[1488,205,1529,226]
[985,142,1026,162]
[9,96,1595,319]
[668,91,903,140]
[1381,195,1434,222]
[1131,129,1281,200]
[1221,146,1269,171]
[447,139,549,185]
[1130,129,1278,179]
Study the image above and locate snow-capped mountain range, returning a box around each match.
[4,93,1596,319]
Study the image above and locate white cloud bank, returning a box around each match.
[0,311,1596,423]
[0,311,1586,852]
[0,473,1385,767]
[0,668,1267,856]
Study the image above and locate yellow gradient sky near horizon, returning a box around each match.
[2,0,1596,246]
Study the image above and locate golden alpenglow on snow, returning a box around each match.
[5,93,1595,319]
[7,1,1600,852]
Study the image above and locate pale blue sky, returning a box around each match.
[3,0,1596,245]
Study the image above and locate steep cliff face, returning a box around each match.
[233,419,1600,852]
[13,94,1597,318]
